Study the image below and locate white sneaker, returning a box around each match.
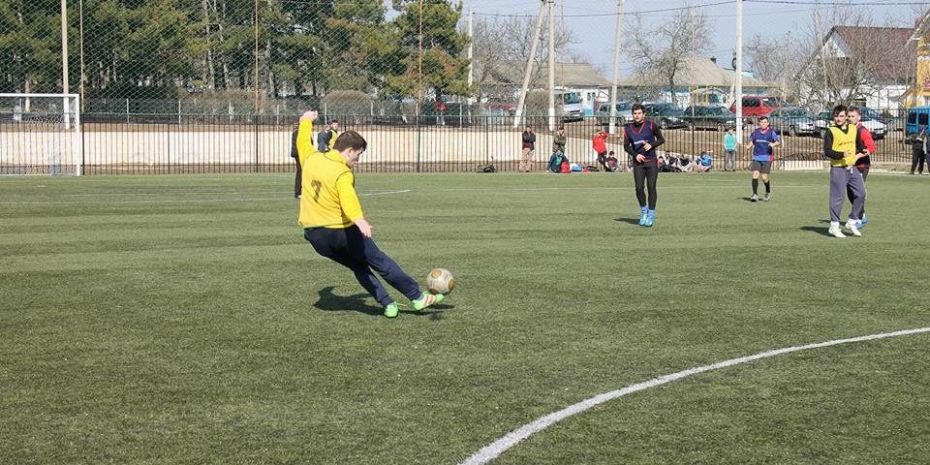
[845,220,862,237]
[828,223,846,238]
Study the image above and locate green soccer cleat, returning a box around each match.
[384,302,400,318]
[412,292,445,311]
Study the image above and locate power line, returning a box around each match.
[473,0,737,18]
[747,0,929,4]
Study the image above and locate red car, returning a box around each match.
[729,96,782,118]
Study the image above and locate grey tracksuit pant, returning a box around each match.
[830,166,865,223]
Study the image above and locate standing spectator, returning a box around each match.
[520,126,536,172]
[723,127,738,171]
[912,125,927,175]
[552,125,567,155]
[290,127,304,199]
[435,96,447,126]
[748,116,780,202]
[593,128,609,171]
[318,119,341,152]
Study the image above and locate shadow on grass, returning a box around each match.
[740,196,760,203]
[801,226,833,237]
[614,217,641,225]
[314,286,454,318]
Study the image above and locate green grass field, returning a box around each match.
[2,171,929,465]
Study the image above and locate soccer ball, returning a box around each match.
[426,268,455,294]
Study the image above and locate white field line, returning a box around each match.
[359,189,412,196]
[459,327,930,465]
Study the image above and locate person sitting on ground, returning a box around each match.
[693,150,714,173]
[604,150,620,172]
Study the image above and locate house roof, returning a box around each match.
[825,26,915,83]
[617,56,771,89]
[476,61,612,89]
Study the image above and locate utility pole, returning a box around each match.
[609,0,624,135]
[253,0,260,112]
[513,2,547,128]
[79,0,85,112]
[417,0,424,118]
[60,0,70,128]
[547,0,556,131]
[467,8,474,108]
[735,0,743,143]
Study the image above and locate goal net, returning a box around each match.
[0,93,82,176]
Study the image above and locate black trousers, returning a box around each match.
[633,161,659,210]
[293,157,302,198]
[912,145,926,174]
[304,226,421,307]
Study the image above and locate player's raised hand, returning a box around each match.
[301,110,318,122]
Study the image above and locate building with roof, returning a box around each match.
[616,56,774,109]
[905,10,930,108]
[798,25,916,112]
[474,61,612,115]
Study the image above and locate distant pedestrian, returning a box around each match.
[723,127,738,171]
[593,128,609,171]
[912,125,927,175]
[318,119,340,152]
[435,96,447,126]
[553,125,567,155]
[520,126,536,172]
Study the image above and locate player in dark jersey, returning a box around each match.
[623,103,666,227]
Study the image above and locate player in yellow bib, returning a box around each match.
[296,110,445,318]
[822,105,867,238]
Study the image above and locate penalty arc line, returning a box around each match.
[458,326,930,465]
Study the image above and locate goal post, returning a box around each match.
[0,93,82,176]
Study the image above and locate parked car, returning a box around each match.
[768,107,817,137]
[905,106,930,141]
[729,95,782,118]
[682,106,736,131]
[814,110,887,139]
[595,102,633,126]
[642,103,687,129]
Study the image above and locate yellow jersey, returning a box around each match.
[828,124,859,167]
[296,119,364,229]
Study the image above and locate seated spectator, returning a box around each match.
[693,150,714,173]
[604,150,620,172]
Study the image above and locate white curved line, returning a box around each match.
[459,327,930,465]
[360,189,412,196]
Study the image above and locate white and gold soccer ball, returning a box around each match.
[426,268,455,294]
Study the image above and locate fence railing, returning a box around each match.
[0,113,918,176]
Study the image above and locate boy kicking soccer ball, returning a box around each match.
[296,110,444,318]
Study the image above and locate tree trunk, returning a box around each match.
[202,0,216,89]
[218,0,230,89]
[266,38,274,98]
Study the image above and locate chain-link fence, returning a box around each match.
[1,0,926,175]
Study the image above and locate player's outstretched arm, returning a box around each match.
[297,110,320,161]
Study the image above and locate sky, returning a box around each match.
[455,0,927,75]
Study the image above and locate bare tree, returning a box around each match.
[793,7,916,110]
[472,14,578,100]
[627,8,710,107]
